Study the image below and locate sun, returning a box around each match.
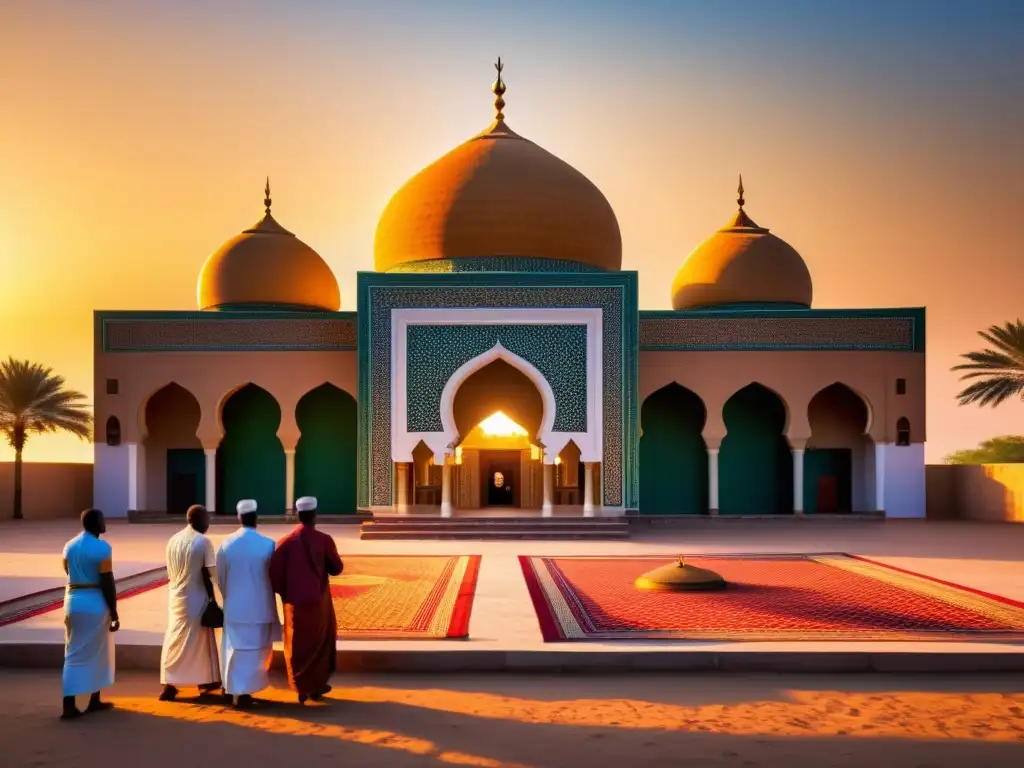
[478,411,528,437]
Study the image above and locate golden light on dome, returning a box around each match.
[479,411,528,437]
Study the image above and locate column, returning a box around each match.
[396,462,409,510]
[127,442,140,512]
[542,462,554,517]
[874,442,886,513]
[707,447,719,515]
[582,462,595,517]
[440,459,453,517]
[204,448,217,513]
[285,448,296,514]
[792,447,805,515]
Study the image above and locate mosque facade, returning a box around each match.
[91,63,926,520]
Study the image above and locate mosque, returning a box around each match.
[91,61,926,521]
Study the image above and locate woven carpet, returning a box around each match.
[0,568,169,628]
[520,553,1024,642]
[330,555,480,639]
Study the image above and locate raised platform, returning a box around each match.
[5,642,1024,675]
[5,519,1024,675]
[360,516,630,540]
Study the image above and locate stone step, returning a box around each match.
[360,528,630,540]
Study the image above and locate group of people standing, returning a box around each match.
[60,496,344,719]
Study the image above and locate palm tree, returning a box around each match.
[952,320,1024,407]
[0,358,92,520]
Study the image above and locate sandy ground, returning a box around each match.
[1,670,1023,768]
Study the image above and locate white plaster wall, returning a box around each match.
[93,443,130,518]
[884,441,926,518]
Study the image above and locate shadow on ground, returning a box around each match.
[2,670,1023,768]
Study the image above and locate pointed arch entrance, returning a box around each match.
[450,361,545,510]
[217,384,285,515]
[806,383,872,513]
[295,383,358,514]
[719,383,792,514]
[143,383,203,513]
[639,383,708,514]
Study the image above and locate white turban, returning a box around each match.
[236,499,257,518]
[295,496,317,513]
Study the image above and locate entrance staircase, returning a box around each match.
[359,516,630,540]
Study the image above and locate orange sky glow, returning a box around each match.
[0,1,1022,464]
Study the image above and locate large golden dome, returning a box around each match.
[374,61,622,273]
[197,182,340,311]
[671,178,812,310]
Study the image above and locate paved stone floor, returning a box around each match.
[1,669,1023,766]
[3,519,1024,656]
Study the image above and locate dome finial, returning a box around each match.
[737,174,745,210]
[264,177,272,215]
[492,57,506,121]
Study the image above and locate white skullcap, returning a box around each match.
[236,499,258,518]
[295,496,317,513]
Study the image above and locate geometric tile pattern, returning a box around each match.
[639,309,924,352]
[406,324,588,433]
[100,311,358,352]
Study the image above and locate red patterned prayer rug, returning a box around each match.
[330,555,480,639]
[520,554,1024,642]
[0,567,169,628]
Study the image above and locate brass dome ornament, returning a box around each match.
[493,57,506,121]
[634,556,728,592]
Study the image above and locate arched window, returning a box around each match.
[896,417,911,447]
[105,416,121,447]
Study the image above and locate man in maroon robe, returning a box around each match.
[269,496,343,703]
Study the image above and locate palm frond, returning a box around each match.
[956,377,1024,407]
[0,357,93,450]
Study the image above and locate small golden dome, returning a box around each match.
[671,177,812,310]
[374,59,621,273]
[197,180,340,311]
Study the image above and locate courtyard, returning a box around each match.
[2,519,1024,667]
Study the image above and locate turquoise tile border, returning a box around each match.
[357,271,639,510]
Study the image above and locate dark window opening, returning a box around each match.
[105,416,121,446]
[895,378,906,395]
[896,416,911,446]
[106,378,119,395]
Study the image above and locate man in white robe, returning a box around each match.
[159,504,221,701]
[216,498,280,708]
[61,508,118,720]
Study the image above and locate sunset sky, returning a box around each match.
[0,0,1022,464]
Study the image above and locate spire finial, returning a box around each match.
[737,174,745,210]
[264,177,272,215]
[492,57,506,121]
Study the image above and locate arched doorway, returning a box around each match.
[806,383,872,514]
[639,384,708,514]
[451,359,545,510]
[143,383,203,514]
[556,440,584,506]
[217,384,285,515]
[720,383,792,514]
[295,383,357,515]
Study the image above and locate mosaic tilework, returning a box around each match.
[388,256,605,273]
[405,324,588,433]
[101,312,358,352]
[639,313,919,351]
[357,273,639,510]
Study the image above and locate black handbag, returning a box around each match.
[201,599,224,629]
